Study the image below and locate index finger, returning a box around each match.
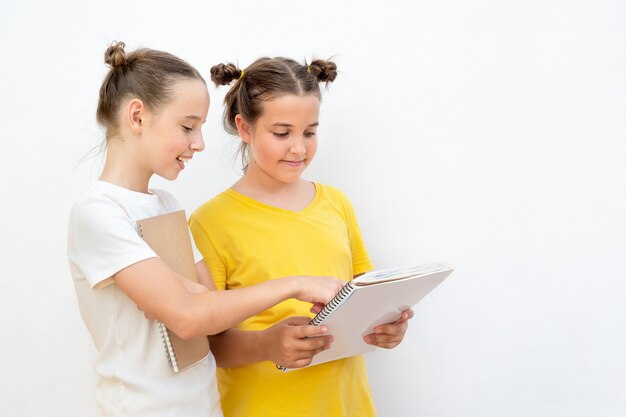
[294,324,329,339]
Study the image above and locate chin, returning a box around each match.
[157,171,180,181]
[281,176,302,184]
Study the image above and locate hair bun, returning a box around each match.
[104,41,127,69]
[210,63,243,86]
[309,59,337,83]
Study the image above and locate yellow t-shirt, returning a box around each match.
[189,183,376,417]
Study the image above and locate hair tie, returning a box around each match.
[238,69,245,80]
[307,66,311,74]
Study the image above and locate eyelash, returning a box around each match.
[272,131,316,138]
[182,126,193,132]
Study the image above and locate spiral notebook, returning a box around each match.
[136,210,210,372]
[279,262,453,371]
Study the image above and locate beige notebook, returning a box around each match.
[279,262,453,371]
[137,210,210,372]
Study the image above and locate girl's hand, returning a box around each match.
[309,302,325,314]
[290,276,345,305]
[261,316,334,369]
[363,309,414,349]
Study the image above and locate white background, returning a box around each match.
[1,1,625,416]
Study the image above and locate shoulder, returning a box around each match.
[317,183,353,206]
[68,187,138,251]
[315,183,364,225]
[190,189,235,221]
[70,185,128,227]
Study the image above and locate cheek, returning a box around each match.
[306,140,318,158]
[253,139,281,160]
[165,134,188,154]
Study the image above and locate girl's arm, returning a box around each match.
[208,273,415,369]
[208,273,361,369]
[195,259,217,290]
[113,257,343,340]
[209,318,333,369]
[209,273,361,369]
[209,308,415,368]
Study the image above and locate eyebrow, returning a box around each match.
[271,122,319,127]
[184,115,202,120]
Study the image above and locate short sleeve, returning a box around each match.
[189,215,227,290]
[68,195,157,289]
[188,228,204,264]
[339,190,374,276]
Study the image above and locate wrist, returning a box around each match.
[282,276,302,300]
[256,328,272,362]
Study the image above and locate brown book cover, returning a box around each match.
[137,210,210,372]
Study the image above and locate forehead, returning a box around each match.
[164,78,210,116]
[259,94,320,123]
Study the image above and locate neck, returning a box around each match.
[236,162,300,195]
[99,138,152,193]
[233,166,314,211]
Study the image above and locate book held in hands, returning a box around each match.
[279,262,453,371]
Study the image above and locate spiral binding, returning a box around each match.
[158,321,179,372]
[310,281,356,326]
[276,281,357,371]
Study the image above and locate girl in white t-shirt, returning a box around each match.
[67,42,343,417]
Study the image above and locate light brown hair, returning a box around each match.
[210,57,337,171]
[96,41,205,140]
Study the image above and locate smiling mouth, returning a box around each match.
[177,156,190,168]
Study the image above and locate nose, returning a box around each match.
[191,131,205,153]
[289,135,306,155]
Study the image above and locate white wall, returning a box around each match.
[1,1,625,416]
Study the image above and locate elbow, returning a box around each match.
[166,310,204,340]
[159,294,226,339]
[173,324,200,341]
[165,310,225,340]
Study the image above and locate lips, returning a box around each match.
[177,156,191,169]
[282,160,305,167]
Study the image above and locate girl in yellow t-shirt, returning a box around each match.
[189,57,414,417]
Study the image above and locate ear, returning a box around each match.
[125,99,145,134]
[234,114,253,144]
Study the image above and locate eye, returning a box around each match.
[182,126,193,132]
[304,131,317,138]
[273,132,289,138]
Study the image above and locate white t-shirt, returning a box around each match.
[67,181,222,417]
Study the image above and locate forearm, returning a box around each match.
[116,258,343,340]
[182,278,297,337]
[115,258,301,339]
[210,316,333,369]
[209,329,267,368]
